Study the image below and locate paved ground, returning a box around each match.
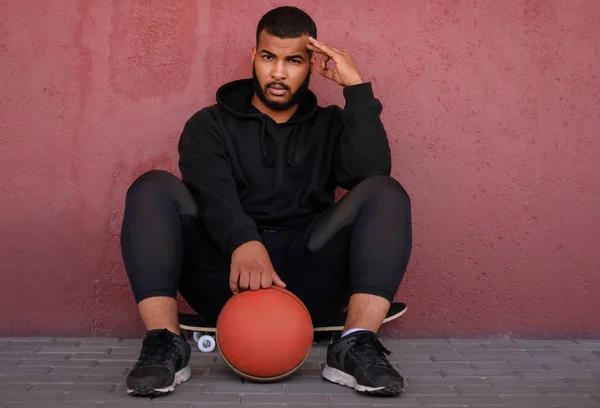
[0,337,599,407]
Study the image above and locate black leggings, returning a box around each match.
[120,170,412,325]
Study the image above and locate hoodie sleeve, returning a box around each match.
[333,82,392,190]
[178,109,261,257]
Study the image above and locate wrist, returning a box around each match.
[345,77,364,86]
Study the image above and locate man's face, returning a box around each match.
[252,31,314,111]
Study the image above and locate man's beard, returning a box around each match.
[252,64,311,111]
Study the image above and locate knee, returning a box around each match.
[125,170,180,201]
[355,175,410,209]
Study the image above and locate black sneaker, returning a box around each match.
[322,330,404,396]
[126,329,191,397]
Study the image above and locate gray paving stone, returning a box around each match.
[78,375,126,384]
[105,402,192,408]
[5,404,101,408]
[331,394,419,405]
[17,359,96,367]
[150,392,240,403]
[440,368,519,377]
[544,362,600,370]
[407,339,450,345]
[48,367,127,375]
[469,361,545,370]
[502,353,574,363]
[285,383,355,394]
[538,386,600,395]
[403,385,455,396]
[0,367,51,375]
[0,359,21,367]
[565,378,600,386]
[242,393,327,404]
[70,354,135,361]
[418,395,505,406]
[37,346,111,354]
[431,354,506,362]
[387,354,436,363]
[0,383,32,391]
[552,342,600,350]
[287,405,358,408]
[484,343,552,350]
[0,347,40,354]
[95,404,160,408]
[486,377,569,386]
[27,383,115,392]
[193,405,283,408]
[105,348,142,356]
[202,383,285,393]
[401,362,471,370]
[0,375,81,383]
[94,361,137,368]
[518,369,597,378]
[406,376,487,386]
[448,338,514,345]
[62,392,153,403]
[7,341,79,347]
[0,393,64,402]
[60,338,120,344]
[455,385,543,395]
[501,395,600,406]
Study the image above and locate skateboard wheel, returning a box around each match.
[197,335,216,353]
[193,332,201,343]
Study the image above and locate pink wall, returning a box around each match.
[1,0,599,339]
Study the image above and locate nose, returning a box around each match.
[270,60,286,81]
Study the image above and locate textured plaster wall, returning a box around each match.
[1,0,599,338]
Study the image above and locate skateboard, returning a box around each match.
[179,301,407,352]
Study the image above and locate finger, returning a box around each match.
[229,265,240,294]
[305,43,328,57]
[261,267,272,289]
[316,63,334,81]
[238,267,249,291]
[250,267,261,291]
[320,54,329,71]
[308,36,342,57]
[272,270,286,288]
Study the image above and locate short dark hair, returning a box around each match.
[256,6,317,45]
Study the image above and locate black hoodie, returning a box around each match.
[178,79,391,257]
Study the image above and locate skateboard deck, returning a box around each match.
[179,302,407,352]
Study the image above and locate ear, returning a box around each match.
[251,46,257,62]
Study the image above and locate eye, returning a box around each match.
[262,55,273,60]
[289,59,300,64]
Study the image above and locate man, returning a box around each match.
[120,5,412,398]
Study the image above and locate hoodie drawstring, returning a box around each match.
[260,119,274,167]
[260,119,303,177]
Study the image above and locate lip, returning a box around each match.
[268,86,287,97]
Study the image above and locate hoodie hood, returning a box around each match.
[215,79,318,173]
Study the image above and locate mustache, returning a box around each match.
[266,81,290,91]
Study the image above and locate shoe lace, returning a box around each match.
[351,333,394,369]
[138,329,178,367]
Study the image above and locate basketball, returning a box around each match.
[215,286,313,382]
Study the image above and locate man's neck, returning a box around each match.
[251,94,298,124]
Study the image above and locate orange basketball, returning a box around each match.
[216,286,313,381]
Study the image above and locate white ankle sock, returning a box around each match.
[341,328,367,337]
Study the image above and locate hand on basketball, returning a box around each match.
[230,241,286,294]
[305,36,364,87]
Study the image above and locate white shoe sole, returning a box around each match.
[127,365,191,396]
[322,365,386,393]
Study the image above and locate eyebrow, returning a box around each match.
[260,49,305,61]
